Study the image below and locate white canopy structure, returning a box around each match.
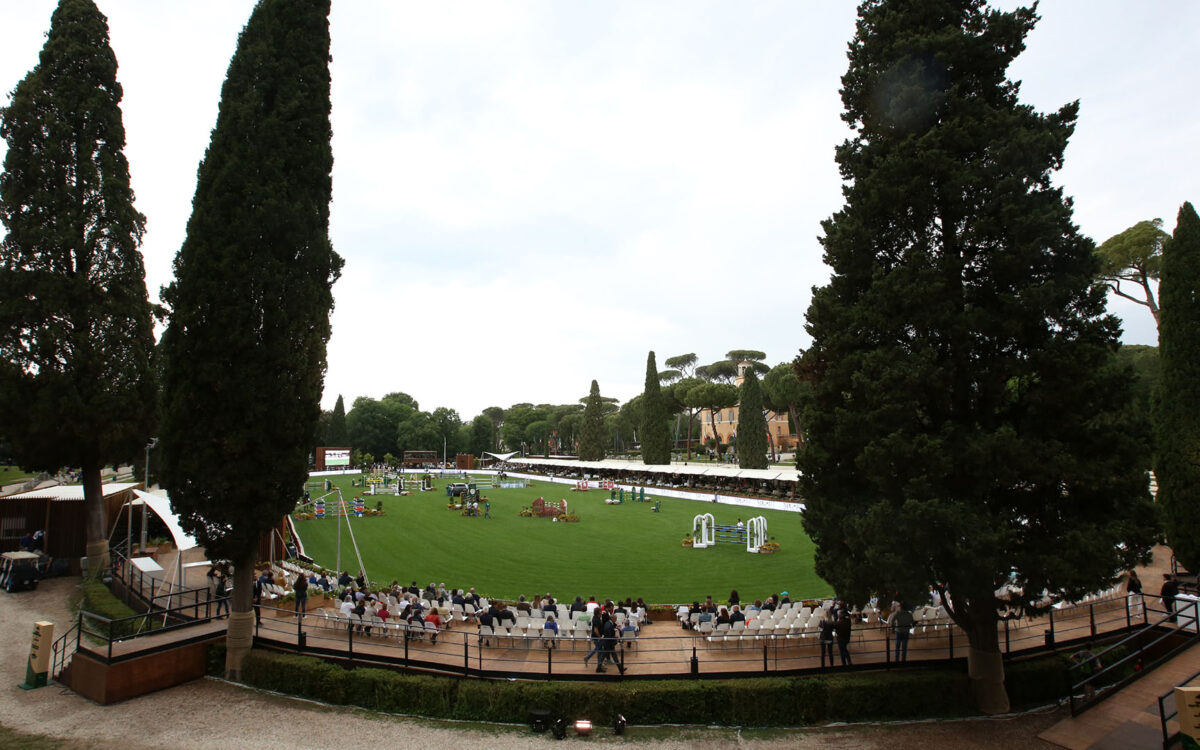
[131,489,199,552]
[506,456,799,483]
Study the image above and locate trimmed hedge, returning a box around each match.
[80,579,146,639]
[208,645,1070,725]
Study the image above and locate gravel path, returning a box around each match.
[0,577,1062,749]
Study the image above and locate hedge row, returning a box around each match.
[208,645,1071,725]
[80,579,146,639]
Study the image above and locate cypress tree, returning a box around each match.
[578,380,606,461]
[0,0,156,572]
[640,352,671,464]
[158,0,341,679]
[1155,202,1200,573]
[327,394,348,446]
[737,369,769,469]
[799,0,1156,713]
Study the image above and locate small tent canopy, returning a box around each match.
[132,489,199,552]
[483,451,521,462]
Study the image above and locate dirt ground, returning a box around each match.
[0,577,1065,749]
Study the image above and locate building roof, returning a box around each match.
[3,482,139,502]
[507,456,798,483]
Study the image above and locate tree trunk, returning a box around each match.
[224,551,257,680]
[965,614,1010,714]
[81,460,109,576]
[684,410,696,459]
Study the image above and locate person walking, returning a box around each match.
[1126,570,1143,619]
[584,608,604,667]
[835,611,853,666]
[1162,575,1181,623]
[214,570,230,619]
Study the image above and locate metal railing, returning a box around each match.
[1158,664,1200,750]
[1068,600,1199,717]
[246,595,1147,681]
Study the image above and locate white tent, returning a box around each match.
[132,489,199,552]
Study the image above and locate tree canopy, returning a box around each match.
[1097,219,1168,331]
[327,394,347,446]
[157,0,339,678]
[736,369,768,469]
[0,0,157,571]
[799,0,1156,713]
[640,351,671,464]
[1155,202,1200,573]
[578,380,607,461]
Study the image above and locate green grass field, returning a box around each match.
[293,474,832,605]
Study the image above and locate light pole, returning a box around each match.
[140,437,158,551]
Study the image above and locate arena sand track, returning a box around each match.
[0,577,1062,749]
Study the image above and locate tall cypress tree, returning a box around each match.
[159,0,341,679]
[327,394,348,446]
[578,380,606,461]
[1155,202,1200,573]
[0,0,156,572]
[641,351,671,464]
[799,0,1156,712]
[737,369,768,469]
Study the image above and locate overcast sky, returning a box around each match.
[2,1,1196,419]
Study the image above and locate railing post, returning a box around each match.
[1089,604,1096,639]
[547,642,553,677]
[464,633,470,674]
[691,645,699,675]
[403,628,409,666]
[347,620,353,666]
[762,642,767,672]
[1125,593,1131,629]
[948,625,954,659]
[1004,619,1010,654]
[1048,608,1056,649]
[885,631,891,667]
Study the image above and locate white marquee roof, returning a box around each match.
[507,457,798,483]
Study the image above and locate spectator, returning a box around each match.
[728,589,740,608]
[516,594,532,615]
[892,603,914,662]
[818,610,836,668]
[716,607,730,626]
[1162,575,1181,623]
[835,612,853,666]
[355,571,366,589]
[729,605,745,625]
[425,608,442,642]
[636,597,651,624]
[338,570,352,588]
[543,614,559,647]
[213,570,230,618]
[570,596,587,614]
[293,572,309,617]
[584,608,604,667]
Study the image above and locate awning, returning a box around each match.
[132,489,200,552]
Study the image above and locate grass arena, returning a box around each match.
[292,472,830,604]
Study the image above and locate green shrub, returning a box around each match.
[215,646,1073,725]
[79,579,147,639]
[1004,654,1071,707]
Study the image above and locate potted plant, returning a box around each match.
[682,535,694,548]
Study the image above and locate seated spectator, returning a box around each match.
[478,608,494,628]
[542,615,559,646]
[451,590,466,607]
[730,605,745,624]
[317,573,331,591]
[337,571,353,588]
[747,599,762,614]
[425,609,441,642]
[516,595,532,615]
[496,602,516,625]
[698,608,713,626]
[355,571,366,589]
[339,594,355,616]
[704,595,717,613]
[570,596,586,613]
[376,601,390,622]
[585,597,600,614]
[542,597,557,616]
[716,607,730,626]
[352,600,367,632]
[636,597,651,624]
[468,588,482,608]
[19,531,34,551]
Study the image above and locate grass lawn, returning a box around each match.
[0,466,34,486]
[293,474,832,605]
